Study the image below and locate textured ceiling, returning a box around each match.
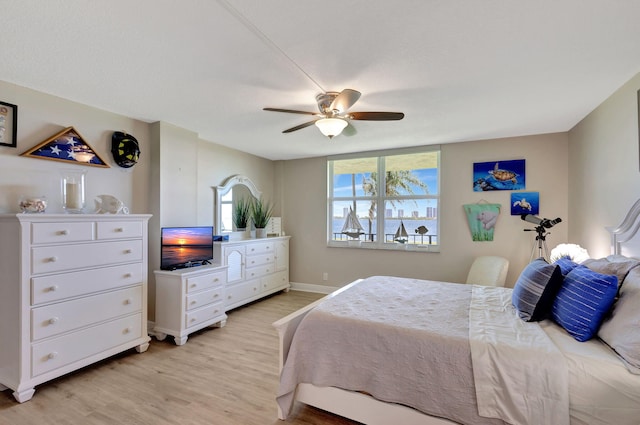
[2,1,640,160]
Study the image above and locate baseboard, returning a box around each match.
[289,282,340,294]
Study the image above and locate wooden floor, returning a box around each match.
[0,290,361,425]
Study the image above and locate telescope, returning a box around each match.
[521,214,562,229]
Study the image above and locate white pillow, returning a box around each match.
[598,267,640,374]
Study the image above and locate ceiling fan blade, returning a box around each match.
[282,120,318,133]
[330,89,361,112]
[263,107,318,116]
[349,112,405,121]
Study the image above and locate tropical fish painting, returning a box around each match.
[473,159,525,191]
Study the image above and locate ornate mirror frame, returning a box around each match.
[214,175,262,234]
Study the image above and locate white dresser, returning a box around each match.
[153,265,228,345]
[213,236,290,311]
[0,214,151,403]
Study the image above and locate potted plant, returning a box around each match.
[251,197,273,238]
[233,198,251,231]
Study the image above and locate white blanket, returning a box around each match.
[469,285,570,425]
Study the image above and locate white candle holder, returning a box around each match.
[61,169,87,213]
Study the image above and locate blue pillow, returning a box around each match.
[551,265,618,342]
[512,258,563,322]
[554,256,579,276]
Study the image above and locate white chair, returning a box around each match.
[465,256,509,287]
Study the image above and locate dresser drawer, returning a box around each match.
[31,313,143,377]
[262,270,289,292]
[32,286,142,341]
[32,239,143,274]
[96,221,143,240]
[32,263,143,305]
[245,253,274,268]
[226,280,260,306]
[185,287,223,311]
[245,264,273,280]
[185,302,225,329]
[31,222,94,245]
[246,241,274,256]
[185,270,225,294]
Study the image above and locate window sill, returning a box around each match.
[327,240,440,252]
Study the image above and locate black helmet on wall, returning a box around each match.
[111,131,140,168]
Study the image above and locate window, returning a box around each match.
[327,146,440,251]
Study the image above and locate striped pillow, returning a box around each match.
[551,265,618,342]
[512,258,563,322]
[554,256,579,276]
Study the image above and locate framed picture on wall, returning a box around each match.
[511,191,539,215]
[473,159,525,191]
[0,101,18,148]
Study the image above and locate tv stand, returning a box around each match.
[153,264,228,345]
[168,260,210,271]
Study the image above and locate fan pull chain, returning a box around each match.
[217,0,326,94]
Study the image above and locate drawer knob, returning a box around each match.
[190,284,197,289]
[48,317,59,325]
[190,318,196,323]
[213,278,219,282]
[47,352,58,360]
[124,327,132,334]
[213,293,219,298]
[190,300,197,305]
[124,298,132,305]
[48,256,58,263]
[48,285,58,292]
[115,228,124,232]
[58,230,69,236]
[124,249,132,254]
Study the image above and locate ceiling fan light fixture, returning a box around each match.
[315,117,348,139]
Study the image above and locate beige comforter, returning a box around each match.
[276,276,506,425]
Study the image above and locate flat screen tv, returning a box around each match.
[160,226,214,270]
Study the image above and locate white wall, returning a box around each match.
[281,133,569,288]
[568,72,640,257]
[0,80,150,214]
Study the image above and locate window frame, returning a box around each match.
[327,145,441,252]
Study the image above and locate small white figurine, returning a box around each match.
[94,194,129,214]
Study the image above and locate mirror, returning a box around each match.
[214,175,262,234]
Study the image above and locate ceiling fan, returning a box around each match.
[263,89,405,139]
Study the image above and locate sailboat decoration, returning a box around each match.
[394,219,409,243]
[341,206,365,239]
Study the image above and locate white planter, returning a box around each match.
[255,228,267,238]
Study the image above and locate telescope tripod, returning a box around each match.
[525,225,550,262]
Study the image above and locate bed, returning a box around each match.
[273,201,640,425]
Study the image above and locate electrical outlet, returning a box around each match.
[322,272,328,281]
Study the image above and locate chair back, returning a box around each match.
[466,256,509,287]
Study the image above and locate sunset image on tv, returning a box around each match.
[161,227,213,270]
[162,227,213,246]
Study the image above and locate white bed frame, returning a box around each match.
[273,198,640,425]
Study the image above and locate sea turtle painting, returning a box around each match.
[488,162,518,183]
[472,159,525,191]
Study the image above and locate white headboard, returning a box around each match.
[609,198,640,257]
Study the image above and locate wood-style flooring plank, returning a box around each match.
[0,290,360,425]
